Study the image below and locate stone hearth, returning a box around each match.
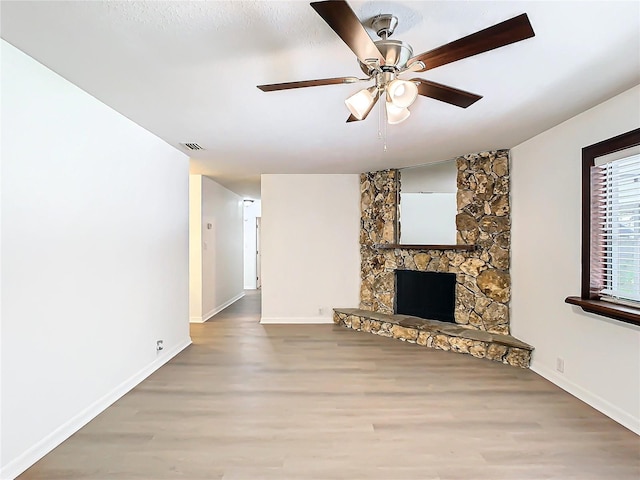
[334,308,533,368]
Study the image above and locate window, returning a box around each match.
[565,128,640,326]
[593,153,640,305]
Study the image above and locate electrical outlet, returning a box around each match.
[556,357,564,373]
[156,340,164,352]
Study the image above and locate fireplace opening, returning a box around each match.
[395,270,456,323]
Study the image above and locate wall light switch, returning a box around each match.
[556,357,565,373]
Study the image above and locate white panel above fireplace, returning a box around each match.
[400,192,457,244]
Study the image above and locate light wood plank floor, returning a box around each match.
[20,290,639,479]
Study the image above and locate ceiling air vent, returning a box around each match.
[180,142,204,151]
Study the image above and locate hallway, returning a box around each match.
[20,291,640,479]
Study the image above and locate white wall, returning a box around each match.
[189,175,244,322]
[243,200,262,289]
[400,159,457,193]
[399,159,457,244]
[1,40,190,479]
[400,193,457,244]
[189,175,203,323]
[189,175,203,321]
[261,175,361,323]
[511,85,640,434]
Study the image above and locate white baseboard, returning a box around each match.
[0,338,192,480]
[260,316,334,324]
[531,361,640,435]
[189,291,245,323]
[202,292,245,322]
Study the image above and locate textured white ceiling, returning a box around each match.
[2,1,639,198]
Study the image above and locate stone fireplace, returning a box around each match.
[333,150,534,368]
[361,150,512,334]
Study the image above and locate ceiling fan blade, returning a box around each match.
[257,76,360,92]
[346,91,380,122]
[412,78,482,108]
[408,13,535,72]
[311,0,386,66]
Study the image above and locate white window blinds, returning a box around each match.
[591,153,640,304]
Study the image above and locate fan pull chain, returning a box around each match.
[383,120,388,153]
[377,96,388,152]
[382,98,388,152]
[378,96,383,140]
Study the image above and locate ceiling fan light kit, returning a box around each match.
[386,102,411,125]
[387,79,419,109]
[345,86,378,120]
[257,0,535,127]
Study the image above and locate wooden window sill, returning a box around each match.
[565,296,640,326]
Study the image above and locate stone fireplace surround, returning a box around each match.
[333,150,533,368]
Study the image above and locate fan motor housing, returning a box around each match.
[359,39,414,75]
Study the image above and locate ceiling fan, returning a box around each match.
[257,0,535,124]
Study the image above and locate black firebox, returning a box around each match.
[395,270,456,323]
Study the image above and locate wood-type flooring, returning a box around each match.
[19,291,640,479]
